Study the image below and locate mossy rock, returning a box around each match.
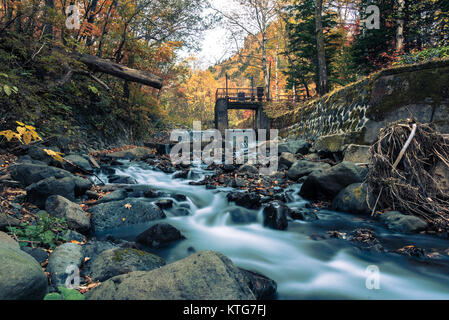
[88,248,166,282]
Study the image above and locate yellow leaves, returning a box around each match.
[43,149,64,163]
[0,122,42,145]
[0,130,18,142]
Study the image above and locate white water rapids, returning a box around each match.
[96,162,449,300]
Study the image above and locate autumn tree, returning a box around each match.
[210,0,281,96]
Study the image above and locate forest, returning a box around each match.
[0,0,447,133]
[1,0,449,304]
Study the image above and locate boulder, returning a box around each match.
[279,152,296,169]
[288,208,319,222]
[136,223,185,248]
[26,177,76,209]
[378,211,428,234]
[63,230,85,243]
[238,164,259,175]
[47,243,84,288]
[314,132,363,155]
[227,192,262,210]
[106,147,154,160]
[108,175,137,185]
[299,162,367,200]
[262,202,289,230]
[287,160,331,181]
[89,248,165,282]
[239,269,277,300]
[0,232,48,300]
[231,178,247,188]
[89,199,166,232]
[9,163,73,187]
[0,214,20,231]
[86,251,256,300]
[332,183,374,215]
[45,195,91,234]
[72,176,93,196]
[97,189,128,204]
[155,199,174,209]
[22,247,48,264]
[26,146,53,164]
[343,144,371,164]
[63,154,93,173]
[278,140,310,155]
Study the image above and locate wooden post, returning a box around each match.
[251,77,254,101]
[225,73,229,99]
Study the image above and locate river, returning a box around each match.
[95,161,449,300]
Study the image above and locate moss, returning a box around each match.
[351,184,364,202]
[367,66,449,120]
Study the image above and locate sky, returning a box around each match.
[179,0,239,70]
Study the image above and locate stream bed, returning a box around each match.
[95,161,449,300]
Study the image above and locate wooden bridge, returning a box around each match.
[214,86,307,132]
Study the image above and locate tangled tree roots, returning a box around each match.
[367,120,449,230]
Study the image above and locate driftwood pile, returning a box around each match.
[367,120,449,230]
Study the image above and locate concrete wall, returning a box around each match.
[270,60,449,144]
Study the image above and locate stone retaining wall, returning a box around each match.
[271,60,449,144]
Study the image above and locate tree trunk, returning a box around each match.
[315,0,329,95]
[97,0,117,57]
[396,0,405,52]
[43,0,55,38]
[62,49,163,89]
[86,0,99,46]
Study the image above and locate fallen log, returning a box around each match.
[52,47,163,89]
[76,53,163,89]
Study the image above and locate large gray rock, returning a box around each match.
[86,251,256,300]
[300,162,367,200]
[46,195,91,234]
[9,163,92,197]
[378,211,428,234]
[63,154,93,173]
[47,243,84,288]
[9,163,73,186]
[97,189,128,204]
[26,177,76,209]
[136,223,185,248]
[287,160,331,181]
[106,147,154,160]
[263,202,289,231]
[314,133,363,154]
[89,248,165,282]
[0,214,20,231]
[343,144,371,164]
[332,183,374,215]
[238,164,259,175]
[278,140,310,155]
[72,176,93,197]
[0,232,48,300]
[279,152,296,169]
[89,198,166,232]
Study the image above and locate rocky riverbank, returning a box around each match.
[0,134,448,300]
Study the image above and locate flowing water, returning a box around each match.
[96,161,449,300]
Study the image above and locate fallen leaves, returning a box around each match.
[124,203,132,210]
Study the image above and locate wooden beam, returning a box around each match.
[77,53,163,89]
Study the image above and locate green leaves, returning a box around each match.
[88,85,99,95]
[43,287,85,301]
[7,212,68,249]
[2,84,18,96]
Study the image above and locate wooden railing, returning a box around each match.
[216,88,307,103]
